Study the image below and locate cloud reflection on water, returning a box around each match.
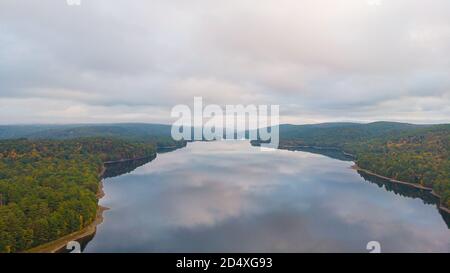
[86,141,450,252]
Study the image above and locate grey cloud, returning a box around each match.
[0,0,449,124]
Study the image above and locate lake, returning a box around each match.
[84,141,449,252]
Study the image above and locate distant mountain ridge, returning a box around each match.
[277,121,432,145]
[0,123,173,141]
[1,121,447,147]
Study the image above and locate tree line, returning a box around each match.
[0,137,157,252]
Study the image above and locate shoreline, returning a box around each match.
[276,143,449,213]
[278,144,356,158]
[26,166,110,253]
[352,164,450,214]
[25,203,108,253]
[26,145,449,252]
[26,154,158,253]
[103,154,155,164]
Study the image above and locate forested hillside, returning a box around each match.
[351,127,450,209]
[0,138,157,252]
[0,125,79,140]
[255,122,450,209]
[0,123,180,147]
[276,122,424,146]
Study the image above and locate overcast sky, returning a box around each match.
[0,0,449,125]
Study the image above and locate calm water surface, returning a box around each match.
[84,141,449,252]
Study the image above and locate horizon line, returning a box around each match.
[1,120,449,127]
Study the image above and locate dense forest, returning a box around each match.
[254,122,450,209]
[0,137,159,253]
[0,123,176,143]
